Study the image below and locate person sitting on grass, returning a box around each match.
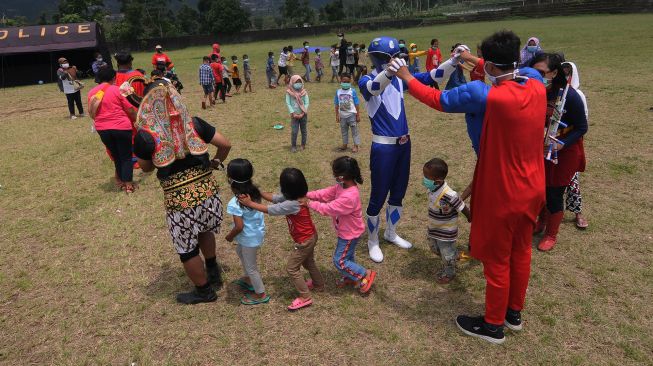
[334,73,361,153]
[423,158,471,284]
[301,156,377,295]
[224,159,270,306]
[238,168,325,311]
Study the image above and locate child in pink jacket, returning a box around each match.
[302,156,377,294]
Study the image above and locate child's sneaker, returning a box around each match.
[456,315,505,344]
[287,297,313,311]
[504,308,523,331]
[359,270,377,294]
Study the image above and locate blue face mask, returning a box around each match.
[423,177,441,191]
[293,83,303,90]
[527,45,538,53]
[399,43,406,48]
[340,82,351,89]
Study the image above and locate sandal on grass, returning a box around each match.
[241,293,270,305]
[575,214,589,229]
[359,271,377,294]
[287,297,312,311]
[234,279,255,292]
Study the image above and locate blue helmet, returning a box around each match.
[368,36,400,72]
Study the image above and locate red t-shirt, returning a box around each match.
[88,84,134,131]
[151,53,173,69]
[286,206,316,244]
[210,62,223,83]
[114,70,145,98]
[426,48,443,71]
[470,58,486,82]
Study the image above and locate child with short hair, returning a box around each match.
[198,56,215,109]
[330,45,340,83]
[210,54,225,104]
[423,158,471,284]
[345,42,355,74]
[334,73,361,153]
[278,47,290,86]
[302,156,377,294]
[266,51,277,89]
[239,167,325,311]
[230,55,242,94]
[301,41,311,82]
[225,158,269,305]
[287,45,296,76]
[221,57,233,96]
[314,49,324,82]
[286,75,310,153]
[243,54,253,93]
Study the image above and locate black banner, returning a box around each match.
[0,22,99,55]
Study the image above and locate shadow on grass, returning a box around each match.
[99,177,120,193]
[144,263,187,299]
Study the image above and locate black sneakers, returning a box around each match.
[176,286,218,305]
[504,308,523,331]
[456,315,505,344]
[206,265,223,291]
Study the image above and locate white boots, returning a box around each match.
[367,205,413,263]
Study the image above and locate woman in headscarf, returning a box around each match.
[133,83,232,304]
[520,37,542,67]
[57,57,84,119]
[285,75,310,153]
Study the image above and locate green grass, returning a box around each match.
[1,13,653,365]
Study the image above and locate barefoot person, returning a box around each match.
[134,83,231,304]
[394,30,547,344]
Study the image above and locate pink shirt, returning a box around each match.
[88,83,134,131]
[307,184,365,240]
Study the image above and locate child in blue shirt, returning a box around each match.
[225,158,269,305]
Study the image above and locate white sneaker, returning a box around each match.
[383,231,413,249]
[368,240,384,263]
[70,115,77,120]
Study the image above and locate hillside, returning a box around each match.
[0,0,330,22]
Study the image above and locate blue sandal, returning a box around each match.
[234,279,255,292]
[241,293,270,305]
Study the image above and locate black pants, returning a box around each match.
[66,91,83,116]
[338,62,347,75]
[214,82,226,102]
[98,129,133,183]
[223,78,232,94]
[546,186,567,213]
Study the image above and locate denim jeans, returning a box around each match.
[332,237,366,281]
[339,114,360,145]
[429,238,457,277]
[291,114,308,148]
[303,64,311,81]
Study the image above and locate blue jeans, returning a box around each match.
[304,64,311,81]
[333,237,366,281]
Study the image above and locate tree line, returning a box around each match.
[0,0,467,42]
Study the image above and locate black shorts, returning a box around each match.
[278,66,288,75]
[232,78,242,86]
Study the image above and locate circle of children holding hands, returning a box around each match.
[86,29,589,346]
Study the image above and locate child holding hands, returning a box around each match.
[239,168,325,311]
[301,156,376,294]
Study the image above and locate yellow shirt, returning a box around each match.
[231,63,240,79]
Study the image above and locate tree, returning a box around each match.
[177,4,200,35]
[280,0,315,26]
[38,13,49,25]
[322,0,345,23]
[110,0,179,42]
[54,0,106,23]
[204,0,251,34]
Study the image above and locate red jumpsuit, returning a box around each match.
[407,70,546,326]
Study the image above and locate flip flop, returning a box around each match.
[359,271,377,294]
[234,279,254,292]
[241,293,270,305]
[575,215,589,229]
[287,297,313,311]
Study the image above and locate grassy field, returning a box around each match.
[1,13,653,365]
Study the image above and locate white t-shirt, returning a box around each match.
[330,52,340,67]
[334,88,359,118]
[278,52,288,67]
[58,69,76,94]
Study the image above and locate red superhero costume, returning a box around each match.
[406,66,546,326]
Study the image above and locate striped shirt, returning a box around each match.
[427,182,465,241]
[198,63,214,85]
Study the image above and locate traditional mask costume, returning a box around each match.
[405,53,547,340]
[134,83,223,263]
[358,36,439,263]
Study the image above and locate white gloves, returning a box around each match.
[386,58,408,75]
[451,44,471,65]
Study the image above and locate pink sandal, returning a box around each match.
[287,297,313,311]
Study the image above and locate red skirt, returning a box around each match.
[545,139,586,187]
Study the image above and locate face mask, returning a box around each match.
[411,48,417,52]
[422,177,441,191]
[399,43,405,48]
[542,78,551,88]
[432,45,438,49]
[340,82,351,89]
[293,83,303,90]
[338,36,343,40]
[233,60,238,64]
[96,57,103,62]
[527,45,538,53]
[244,59,249,62]
[484,62,517,85]
[304,45,309,49]
[61,63,69,69]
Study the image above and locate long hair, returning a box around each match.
[226,158,262,204]
[280,168,308,200]
[332,156,363,185]
[529,52,567,97]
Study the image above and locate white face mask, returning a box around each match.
[97,57,103,62]
[61,63,70,69]
[484,62,517,85]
